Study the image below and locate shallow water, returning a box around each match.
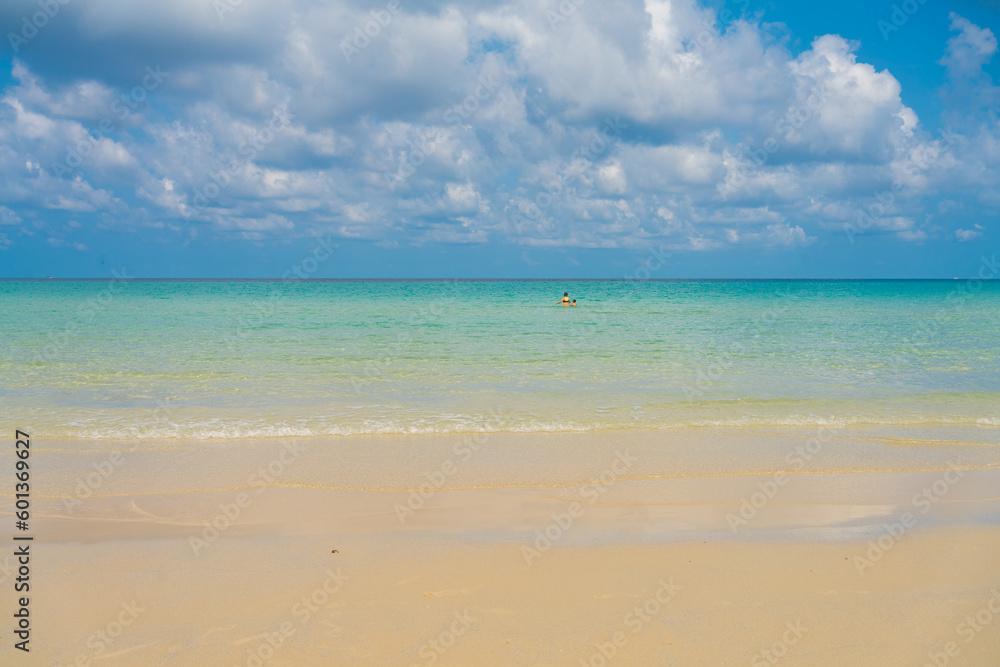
[2,279,998,439]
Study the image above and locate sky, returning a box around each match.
[0,0,997,278]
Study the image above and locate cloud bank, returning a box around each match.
[0,0,996,269]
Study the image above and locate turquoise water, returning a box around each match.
[1,279,998,438]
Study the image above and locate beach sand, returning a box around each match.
[5,427,1000,665]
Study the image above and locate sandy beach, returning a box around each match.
[5,426,999,665]
[4,0,1000,659]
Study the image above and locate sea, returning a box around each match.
[2,279,998,440]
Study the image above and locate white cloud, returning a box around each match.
[0,0,995,258]
[46,237,89,251]
[940,13,998,78]
[897,229,927,242]
[0,206,22,226]
[445,182,480,210]
[955,225,984,241]
[724,222,813,247]
[597,160,628,194]
[787,35,917,161]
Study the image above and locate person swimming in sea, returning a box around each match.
[557,292,571,306]
[571,299,577,306]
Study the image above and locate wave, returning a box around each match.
[24,410,1000,440]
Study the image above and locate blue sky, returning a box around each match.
[0,0,997,278]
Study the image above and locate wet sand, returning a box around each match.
[3,427,1000,665]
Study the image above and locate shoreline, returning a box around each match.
[20,424,1000,493]
[21,413,1000,442]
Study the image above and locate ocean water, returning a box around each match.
[1,279,998,439]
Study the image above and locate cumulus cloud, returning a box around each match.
[0,0,996,260]
[955,224,984,241]
[940,12,998,78]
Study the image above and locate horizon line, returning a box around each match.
[0,277,971,282]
